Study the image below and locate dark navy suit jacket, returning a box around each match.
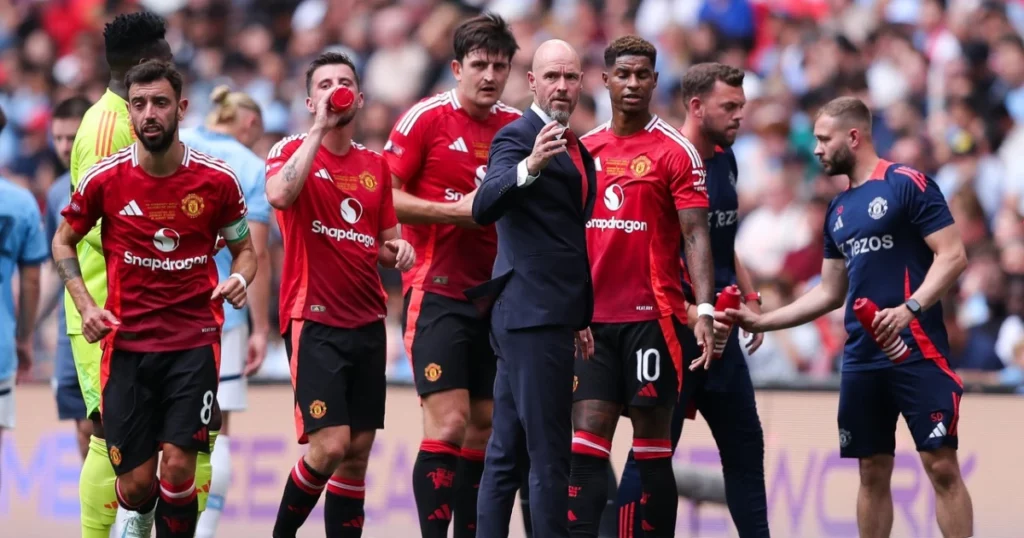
[466,107,596,331]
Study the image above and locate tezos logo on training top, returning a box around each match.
[340,198,364,224]
[152,228,180,253]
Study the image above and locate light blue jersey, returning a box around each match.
[0,178,49,380]
[180,126,270,332]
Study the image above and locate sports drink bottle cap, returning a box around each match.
[329,86,354,112]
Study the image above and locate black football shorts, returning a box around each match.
[100,344,219,475]
[574,316,689,409]
[284,319,387,443]
[403,290,496,399]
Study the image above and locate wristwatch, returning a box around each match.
[743,292,762,306]
[904,298,922,318]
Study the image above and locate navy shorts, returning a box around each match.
[54,338,86,421]
[837,359,963,458]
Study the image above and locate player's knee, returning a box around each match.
[119,471,158,503]
[426,402,470,444]
[336,454,370,480]
[315,432,351,468]
[858,456,894,491]
[160,448,197,485]
[572,400,620,439]
[922,451,962,492]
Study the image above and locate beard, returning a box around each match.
[334,108,357,128]
[135,117,178,153]
[704,118,738,149]
[822,144,855,177]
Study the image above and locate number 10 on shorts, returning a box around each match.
[636,348,660,382]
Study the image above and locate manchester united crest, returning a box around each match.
[630,155,652,177]
[309,400,327,419]
[109,446,122,466]
[424,363,442,382]
[181,193,205,218]
[359,171,378,191]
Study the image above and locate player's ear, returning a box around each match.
[527,71,536,92]
[178,98,189,120]
[356,91,365,110]
[451,59,462,81]
[601,71,609,88]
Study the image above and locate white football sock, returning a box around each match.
[195,434,232,538]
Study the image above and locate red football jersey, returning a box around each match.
[384,90,521,299]
[267,136,398,333]
[581,116,709,323]
[62,144,248,352]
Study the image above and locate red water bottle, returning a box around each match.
[853,298,910,363]
[329,86,355,112]
[713,285,742,358]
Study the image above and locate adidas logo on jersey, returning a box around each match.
[448,137,468,152]
[834,216,844,232]
[928,422,948,440]
[119,200,143,216]
[314,168,331,181]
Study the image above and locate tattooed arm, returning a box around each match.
[679,208,714,307]
[265,130,325,210]
[679,207,717,369]
[51,221,92,315]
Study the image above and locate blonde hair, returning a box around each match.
[206,85,261,127]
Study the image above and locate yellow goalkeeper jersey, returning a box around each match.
[64,89,135,335]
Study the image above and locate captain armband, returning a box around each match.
[220,218,250,244]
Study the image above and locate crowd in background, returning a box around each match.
[4,0,1024,389]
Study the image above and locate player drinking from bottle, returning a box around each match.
[266,51,415,538]
[54,60,257,538]
[570,36,715,537]
[727,96,974,538]
[617,62,771,538]
[384,13,519,537]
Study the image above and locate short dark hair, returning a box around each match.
[453,13,519,63]
[103,12,169,73]
[125,60,184,99]
[680,63,745,101]
[817,96,873,130]
[603,35,657,68]
[305,52,360,95]
[53,96,91,121]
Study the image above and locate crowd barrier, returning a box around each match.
[1,383,1020,537]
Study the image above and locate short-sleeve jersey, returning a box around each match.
[180,126,271,332]
[581,116,708,323]
[0,179,49,380]
[681,146,739,299]
[823,160,956,371]
[64,89,136,336]
[268,136,398,333]
[62,144,248,353]
[384,90,521,299]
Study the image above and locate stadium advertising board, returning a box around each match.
[1,385,1019,537]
